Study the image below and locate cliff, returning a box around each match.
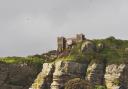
[30,60,128,89]
[0,62,41,89]
[30,36,128,89]
[1,36,128,89]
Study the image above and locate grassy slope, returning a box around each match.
[1,36,128,64]
[0,56,43,69]
[93,36,128,64]
[56,36,128,64]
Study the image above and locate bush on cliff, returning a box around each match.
[64,78,92,89]
[92,37,128,64]
[0,56,43,68]
[94,85,107,89]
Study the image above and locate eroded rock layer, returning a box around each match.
[30,61,87,89]
[0,62,40,89]
[30,61,128,89]
[105,64,128,89]
[51,61,87,89]
[86,63,105,86]
[30,63,55,89]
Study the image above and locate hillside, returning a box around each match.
[30,36,128,89]
[0,62,40,89]
[0,36,128,89]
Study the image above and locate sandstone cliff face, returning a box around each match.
[30,61,87,89]
[105,64,128,89]
[51,61,87,89]
[86,63,128,89]
[30,63,55,89]
[86,63,105,86]
[30,61,128,89]
[0,62,40,89]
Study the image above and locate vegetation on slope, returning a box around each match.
[0,36,128,89]
[0,50,57,67]
[65,78,92,89]
[0,59,42,89]
[56,36,128,64]
[93,36,128,64]
[1,36,128,65]
[0,56,43,68]
[64,78,107,89]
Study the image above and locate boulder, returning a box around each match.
[81,41,94,53]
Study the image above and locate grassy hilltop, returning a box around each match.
[56,36,128,64]
[1,36,128,65]
[0,36,128,89]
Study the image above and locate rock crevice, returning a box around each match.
[30,61,128,89]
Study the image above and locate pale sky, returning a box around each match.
[0,0,128,57]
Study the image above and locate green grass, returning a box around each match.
[56,36,128,64]
[113,79,120,86]
[94,37,128,64]
[1,36,128,65]
[88,37,128,64]
[95,85,107,89]
[0,56,44,68]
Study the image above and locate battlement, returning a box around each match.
[57,34,86,52]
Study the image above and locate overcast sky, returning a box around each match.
[0,0,128,57]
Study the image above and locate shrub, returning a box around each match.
[95,85,107,89]
[65,78,92,89]
[0,56,43,68]
[113,79,120,86]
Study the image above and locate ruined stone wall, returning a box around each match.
[57,37,66,52]
[57,34,85,52]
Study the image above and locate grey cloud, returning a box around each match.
[0,0,128,56]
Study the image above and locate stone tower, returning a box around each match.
[57,37,66,52]
[76,34,85,42]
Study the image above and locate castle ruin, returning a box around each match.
[57,34,86,52]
